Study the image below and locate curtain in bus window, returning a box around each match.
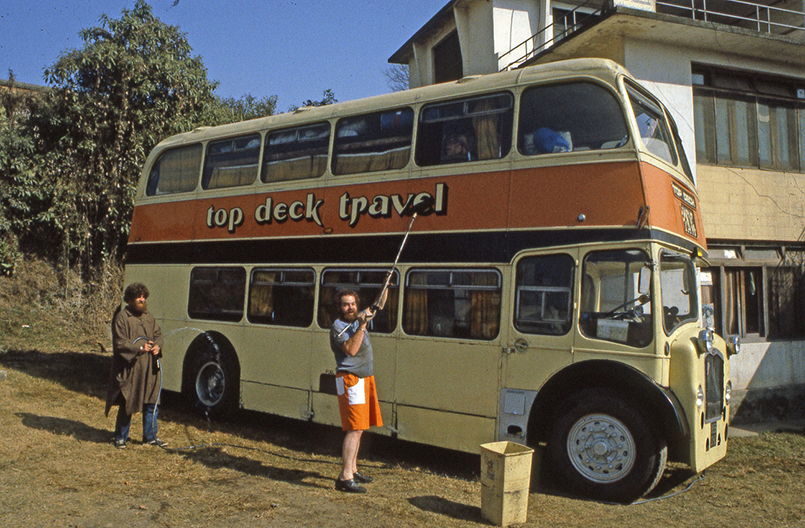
[416,93,512,167]
[472,99,501,160]
[470,271,500,339]
[263,123,329,182]
[203,134,260,189]
[404,273,429,335]
[249,270,277,322]
[147,144,202,195]
[332,108,413,175]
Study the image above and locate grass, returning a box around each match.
[2,260,805,527]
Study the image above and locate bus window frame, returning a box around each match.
[403,267,502,340]
[188,266,247,322]
[202,133,262,190]
[248,267,317,328]
[317,268,401,334]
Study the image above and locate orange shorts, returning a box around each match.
[336,373,383,431]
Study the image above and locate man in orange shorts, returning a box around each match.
[330,290,383,493]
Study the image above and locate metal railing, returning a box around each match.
[656,0,805,36]
[499,0,604,71]
[500,0,805,71]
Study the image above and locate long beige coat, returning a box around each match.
[104,305,164,417]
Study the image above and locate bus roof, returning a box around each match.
[156,58,631,149]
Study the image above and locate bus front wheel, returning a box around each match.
[185,339,239,419]
[546,389,667,503]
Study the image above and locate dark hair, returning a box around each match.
[336,289,360,307]
[123,282,150,303]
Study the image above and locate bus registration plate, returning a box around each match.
[680,205,697,238]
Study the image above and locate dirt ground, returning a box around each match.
[1,346,805,528]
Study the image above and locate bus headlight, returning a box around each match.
[696,384,704,409]
[727,335,741,356]
[697,328,715,355]
[725,380,732,406]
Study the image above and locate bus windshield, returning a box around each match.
[580,249,653,348]
[660,252,699,334]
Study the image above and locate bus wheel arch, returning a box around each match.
[546,387,667,503]
[525,360,682,501]
[182,331,241,419]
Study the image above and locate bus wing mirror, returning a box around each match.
[638,266,650,294]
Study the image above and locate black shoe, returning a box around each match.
[353,471,373,484]
[335,478,367,493]
[113,439,126,449]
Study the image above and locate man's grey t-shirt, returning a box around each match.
[330,319,374,378]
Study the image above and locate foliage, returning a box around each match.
[30,0,226,277]
[219,93,278,122]
[0,73,49,274]
[289,88,337,111]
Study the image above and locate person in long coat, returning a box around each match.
[105,282,167,449]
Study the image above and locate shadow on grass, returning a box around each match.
[16,412,111,444]
[0,348,109,400]
[408,496,482,523]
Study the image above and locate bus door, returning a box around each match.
[394,268,503,452]
[500,251,578,442]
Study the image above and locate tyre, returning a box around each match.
[546,389,667,503]
[184,336,239,418]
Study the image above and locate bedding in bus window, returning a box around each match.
[416,93,513,166]
[317,269,399,333]
[517,82,628,155]
[248,268,315,327]
[202,134,260,189]
[262,123,329,182]
[627,88,678,165]
[515,255,574,336]
[579,250,652,348]
[188,267,246,322]
[146,144,202,196]
[403,269,501,340]
[332,108,413,175]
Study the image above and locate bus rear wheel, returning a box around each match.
[546,389,667,503]
[185,338,239,419]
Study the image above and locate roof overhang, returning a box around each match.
[522,6,805,70]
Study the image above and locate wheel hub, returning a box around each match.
[567,413,636,484]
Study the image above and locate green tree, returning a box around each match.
[289,89,337,112]
[0,73,49,274]
[219,93,278,122]
[35,0,225,276]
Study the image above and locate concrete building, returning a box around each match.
[390,0,805,422]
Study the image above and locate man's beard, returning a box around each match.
[131,300,148,314]
[341,309,357,323]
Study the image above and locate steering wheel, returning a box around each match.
[604,294,649,318]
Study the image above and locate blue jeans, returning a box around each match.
[114,403,159,443]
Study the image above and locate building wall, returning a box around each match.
[619,37,805,421]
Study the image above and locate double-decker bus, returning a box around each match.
[125,58,737,502]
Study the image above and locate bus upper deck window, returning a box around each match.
[202,134,261,189]
[627,88,678,166]
[263,123,330,183]
[518,82,628,156]
[146,144,202,196]
[416,93,513,167]
[332,108,413,175]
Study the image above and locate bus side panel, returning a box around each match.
[396,405,497,453]
[241,382,310,420]
[640,162,707,248]
[509,161,645,229]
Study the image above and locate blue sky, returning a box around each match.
[0,0,444,110]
